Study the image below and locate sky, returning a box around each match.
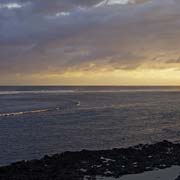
[1,0,180,85]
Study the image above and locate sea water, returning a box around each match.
[0,86,180,165]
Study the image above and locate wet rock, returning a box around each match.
[1,141,180,179]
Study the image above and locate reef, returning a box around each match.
[1,141,180,179]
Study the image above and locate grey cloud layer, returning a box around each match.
[1,0,180,75]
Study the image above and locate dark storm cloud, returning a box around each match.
[1,0,180,76]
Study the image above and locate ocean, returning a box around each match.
[0,86,180,166]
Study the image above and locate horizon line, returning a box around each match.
[1,85,180,87]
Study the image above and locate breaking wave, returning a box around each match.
[0,90,75,95]
[0,100,82,117]
[1,87,180,95]
[0,107,61,117]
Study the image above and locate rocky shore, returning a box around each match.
[1,141,180,180]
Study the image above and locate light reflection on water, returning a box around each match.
[95,166,180,180]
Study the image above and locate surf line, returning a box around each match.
[0,107,61,117]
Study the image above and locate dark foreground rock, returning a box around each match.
[1,141,180,180]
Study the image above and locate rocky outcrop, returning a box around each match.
[1,140,180,180]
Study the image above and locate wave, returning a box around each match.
[0,100,81,117]
[0,107,60,117]
[75,101,81,106]
[1,87,180,95]
[0,90,75,95]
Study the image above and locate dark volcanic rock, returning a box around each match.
[1,140,180,179]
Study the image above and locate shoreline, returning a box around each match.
[1,141,180,179]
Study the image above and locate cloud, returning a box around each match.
[0,3,22,9]
[95,0,134,7]
[1,0,180,83]
[56,12,70,17]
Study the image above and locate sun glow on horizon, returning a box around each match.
[1,67,180,86]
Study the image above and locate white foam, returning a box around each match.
[0,88,180,95]
[0,90,75,95]
[0,109,51,117]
